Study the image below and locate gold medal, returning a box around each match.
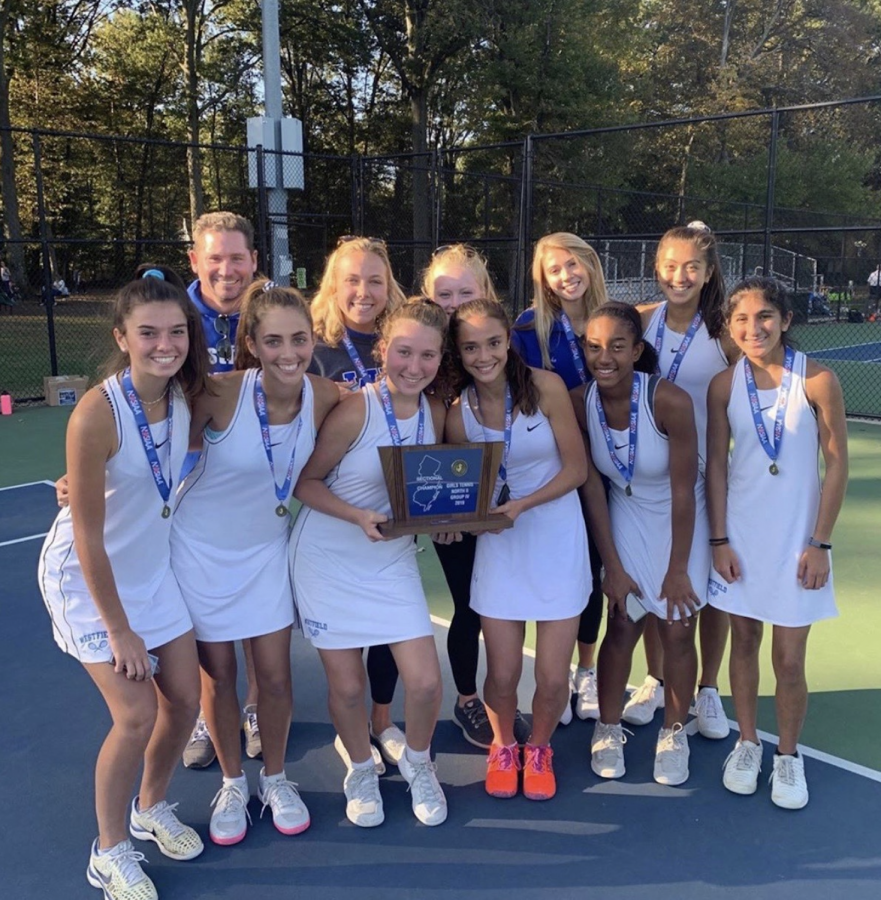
[161,504,171,519]
[276,504,289,517]
[769,463,779,476]
[625,484,633,497]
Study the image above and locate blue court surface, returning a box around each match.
[807,341,881,363]
[3,482,881,899]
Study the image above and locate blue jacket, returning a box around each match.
[511,308,590,390]
[188,280,239,373]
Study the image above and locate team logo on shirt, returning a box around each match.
[341,368,379,388]
[707,578,727,599]
[79,631,109,652]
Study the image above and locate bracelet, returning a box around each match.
[808,537,832,550]
[709,537,729,546]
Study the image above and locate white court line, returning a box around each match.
[0,480,56,492]
[807,340,881,354]
[430,612,881,784]
[0,532,48,548]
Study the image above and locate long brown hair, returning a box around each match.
[100,273,211,404]
[449,298,540,416]
[235,279,313,370]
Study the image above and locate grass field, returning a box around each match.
[3,405,879,769]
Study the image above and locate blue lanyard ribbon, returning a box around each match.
[559,312,588,385]
[654,305,702,383]
[254,370,304,515]
[594,374,640,496]
[341,330,370,381]
[472,382,513,501]
[378,377,425,447]
[121,368,174,517]
[743,346,795,476]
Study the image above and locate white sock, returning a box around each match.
[405,744,431,765]
[222,772,248,790]
[350,756,375,771]
[261,769,286,784]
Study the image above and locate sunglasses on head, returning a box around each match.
[337,235,387,248]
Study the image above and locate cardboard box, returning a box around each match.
[44,375,90,407]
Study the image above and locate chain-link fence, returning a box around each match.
[3,97,881,416]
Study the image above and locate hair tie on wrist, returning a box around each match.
[709,536,729,546]
[807,537,832,550]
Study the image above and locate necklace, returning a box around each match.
[139,385,170,408]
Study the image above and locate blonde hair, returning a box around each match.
[529,233,608,370]
[235,278,312,370]
[310,238,405,346]
[421,244,499,302]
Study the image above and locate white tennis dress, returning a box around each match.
[707,352,836,626]
[38,377,192,662]
[461,389,590,622]
[586,373,710,619]
[172,370,316,642]
[644,303,728,472]
[290,385,436,649]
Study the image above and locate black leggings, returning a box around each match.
[366,533,481,704]
[577,528,605,645]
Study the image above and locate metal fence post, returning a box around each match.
[517,134,535,309]
[33,132,59,379]
[763,109,780,276]
[255,144,269,272]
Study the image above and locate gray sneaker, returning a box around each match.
[453,699,494,749]
[182,715,216,769]
[242,705,262,759]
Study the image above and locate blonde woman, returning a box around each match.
[512,233,608,723]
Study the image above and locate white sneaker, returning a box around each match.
[559,671,574,725]
[622,676,664,726]
[591,721,627,779]
[343,765,385,827]
[694,686,730,739]
[369,723,407,766]
[87,838,157,900]
[654,724,690,786]
[258,769,310,835]
[722,739,763,795]
[209,777,251,846]
[129,797,203,860]
[575,667,599,720]
[770,753,809,810]
[334,733,386,775]
[399,752,448,826]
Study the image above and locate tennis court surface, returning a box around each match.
[3,480,881,899]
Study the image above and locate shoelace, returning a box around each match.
[730,743,761,771]
[406,760,444,804]
[245,710,260,736]
[190,718,211,744]
[596,723,629,751]
[260,779,302,819]
[347,766,380,803]
[657,723,685,754]
[141,801,189,838]
[211,784,253,824]
[695,691,720,719]
[526,745,553,773]
[630,681,659,705]
[773,756,798,786]
[490,744,521,771]
[106,842,149,886]
[464,702,490,727]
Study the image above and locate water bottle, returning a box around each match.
[0,391,12,415]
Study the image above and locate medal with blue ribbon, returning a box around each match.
[654,305,702,383]
[254,370,304,516]
[378,377,425,447]
[743,345,795,476]
[121,368,174,518]
[594,374,640,496]
[559,311,588,385]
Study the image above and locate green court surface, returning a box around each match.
[2,406,879,771]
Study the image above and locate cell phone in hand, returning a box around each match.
[625,592,648,623]
[109,653,160,678]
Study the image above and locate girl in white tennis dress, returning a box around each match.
[38,274,211,900]
[173,281,339,846]
[292,298,449,830]
[630,222,737,740]
[572,301,703,788]
[445,298,589,803]
[706,277,848,810]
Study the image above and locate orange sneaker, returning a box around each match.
[485,743,521,798]
[523,743,556,800]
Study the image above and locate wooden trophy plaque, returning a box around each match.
[377,441,515,538]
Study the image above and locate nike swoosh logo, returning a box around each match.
[526,423,542,432]
[614,442,628,450]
